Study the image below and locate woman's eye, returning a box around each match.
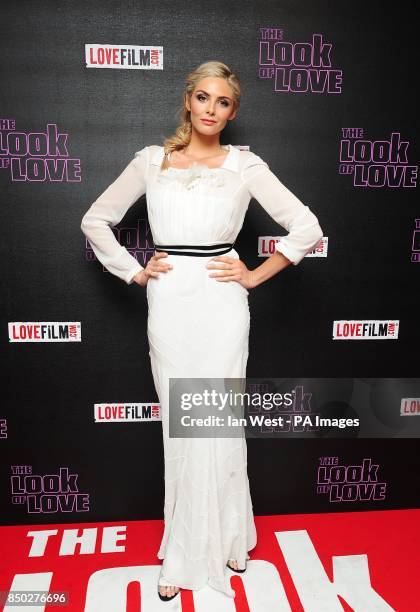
[196,94,229,106]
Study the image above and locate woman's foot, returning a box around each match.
[226,558,246,573]
[158,578,180,601]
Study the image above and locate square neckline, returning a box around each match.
[166,144,232,171]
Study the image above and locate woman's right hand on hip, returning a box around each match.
[133,251,173,286]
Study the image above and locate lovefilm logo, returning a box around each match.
[94,403,161,422]
[258,235,327,258]
[10,466,90,514]
[258,30,342,93]
[332,320,399,339]
[400,397,420,416]
[0,120,81,182]
[85,44,163,69]
[339,129,418,188]
[317,457,387,503]
[8,322,81,342]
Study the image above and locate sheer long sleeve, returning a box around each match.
[242,153,323,265]
[80,146,149,284]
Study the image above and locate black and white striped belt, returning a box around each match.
[153,243,234,257]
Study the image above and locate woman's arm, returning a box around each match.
[248,250,292,288]
[80,146,149,285]
[207,153,323,289]
[242,152,323,286]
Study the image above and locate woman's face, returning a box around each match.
[186,77,237,137]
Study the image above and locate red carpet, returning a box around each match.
[1,509,417,610]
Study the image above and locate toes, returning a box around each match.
[159,584,179,597]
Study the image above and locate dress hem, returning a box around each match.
[156,540,257,598]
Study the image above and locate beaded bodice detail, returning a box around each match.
[156,163,226,191]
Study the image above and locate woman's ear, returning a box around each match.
[185,93,191,112]
[228,107,237,121]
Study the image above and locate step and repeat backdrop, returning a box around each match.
[1,0,419,525]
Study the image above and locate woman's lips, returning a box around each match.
[201,119,216,125]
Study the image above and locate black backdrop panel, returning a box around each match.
[1,0,419,525]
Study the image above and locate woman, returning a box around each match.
[80,60,323,602]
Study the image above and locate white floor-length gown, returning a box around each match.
[81,143,323,599]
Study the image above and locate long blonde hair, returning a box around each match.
[160,60,241,171]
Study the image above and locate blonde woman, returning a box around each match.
[81,60,323,602]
